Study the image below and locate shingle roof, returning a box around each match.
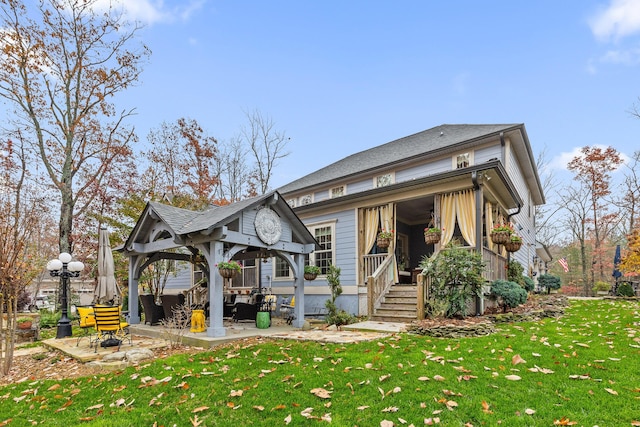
[278,123,521,194]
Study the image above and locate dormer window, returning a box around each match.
[456,153,471,169]
[330,185,345,198]
[375,173,393,188]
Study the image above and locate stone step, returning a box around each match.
[370,314,417,322]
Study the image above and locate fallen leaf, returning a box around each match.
[525,408,536,415]
[310,388,332,399]
[605,388,618,395]
[284,414,292,424]
[512,354,526,365]
[553,417,578,425]
[505,375,521,381]
[481,400,492,414]
[433,375,445,381]
[192,406,209,413]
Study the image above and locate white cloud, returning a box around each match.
[93,0,204,26]
[549,144,629,173]
[589,0,640,41]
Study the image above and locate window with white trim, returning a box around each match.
[330,185,345,198]
[456,153,470,169]
[375,173,393,188]
[272,221,335,278]
[300,194,313,205]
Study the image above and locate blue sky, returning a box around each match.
[115,0,640,190]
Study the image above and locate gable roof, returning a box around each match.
[278,123,524,194]
[123,191,318,254]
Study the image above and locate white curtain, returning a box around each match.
[455,189,475,247]
[364,207,380,254]
[485,201,495,252]
[440,192,456,246]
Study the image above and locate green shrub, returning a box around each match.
[490,279,527,312]
[324,264,355,326]
[538,274,561,294]
[38,309,60,328]
[507,260,525,287]
[523,276,535,293]
[616,282,635,297]
[420,242,485,318]
[593,281,611,293]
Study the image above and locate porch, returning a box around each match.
[363,247,508,322]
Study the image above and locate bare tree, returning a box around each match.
[212,136,258,203]
[241,109,291,194]
[619,151,640,234]
[534,146,564,246]
[567,146,623,282]
[0,0,149,253]
[560,185,591,294]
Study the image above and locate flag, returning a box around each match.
[558,257,569,273]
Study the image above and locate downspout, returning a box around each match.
[500,132,506,163]
[471,171,483,315]
[506,205,522,265]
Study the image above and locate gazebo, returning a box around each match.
[121,191,319,336]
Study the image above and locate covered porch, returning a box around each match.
[358,166,523,319]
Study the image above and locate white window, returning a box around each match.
[300,194,313,205]
[456,153,471,169]
[287,199,296,208]
[272,221,335,278]
[375,173,394,188]
[330,185,345,198]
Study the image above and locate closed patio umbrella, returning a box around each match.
[93,227,121,306]
[612,244,622,295]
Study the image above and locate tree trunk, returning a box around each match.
[59,184,74,254]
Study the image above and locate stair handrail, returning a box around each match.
[367,254,395,316]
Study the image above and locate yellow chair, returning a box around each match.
[92,305,131,352]
[76,306,96,347]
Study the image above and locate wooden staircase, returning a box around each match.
[371,284,418,322]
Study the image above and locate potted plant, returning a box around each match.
[377,229,393,249]
[304,265,321,281]
[17,316,33,330]
[217,260,242,278]
[424,226,442,244]
[504,234,522,252]
[490,223,513,245]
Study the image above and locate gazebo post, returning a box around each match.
[206,241,226,337]
[291,253,305,328]
[128,255,140,324]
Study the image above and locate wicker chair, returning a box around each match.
[139,294,165,325]
[161,294,186,321]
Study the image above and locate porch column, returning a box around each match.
[292,253,305,328]
[475,182,484,315]
[205,241,226,337]
[128,255,140,324]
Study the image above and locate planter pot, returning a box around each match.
[377,237,390,249]
[424,231,441,245]
[304,273,318,281]
[504,241,522,252]
[490,231,511,245]
[17,321,32,330]
[219,268,237,279]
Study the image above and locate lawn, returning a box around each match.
[1,298,639,426]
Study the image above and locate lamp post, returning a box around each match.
[46,252,84,339]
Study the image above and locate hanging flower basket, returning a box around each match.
[424,227,441,244]
[504,236,522,253]
[490,231,511,245]
[217,260,242,278]
[219,268,237,279]
[377,237,390,249]
[304,265,320,281]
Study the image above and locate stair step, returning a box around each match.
[384,296,416,304]
[377,303,416,312]
[371,314,416,322]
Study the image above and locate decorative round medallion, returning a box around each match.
[255,207,282,245]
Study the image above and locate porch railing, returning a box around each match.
[481,247,507,282]
[366,254,395,316]
[363,253,387,278]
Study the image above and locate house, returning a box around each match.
[270,123,545,320]
[122,123,545,333]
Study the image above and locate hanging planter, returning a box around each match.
[377,230,393,249]
[304,265,320,281]
[376,237,390,249]
[504,236,522,252]
[490,224,513,245]
[217,260,242,278]
[424,227,442,245]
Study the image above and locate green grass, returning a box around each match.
[1,299,639,426]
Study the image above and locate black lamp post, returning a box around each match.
[46,252,84,339]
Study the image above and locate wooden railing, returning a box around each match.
[481,247,507,282]
[367,254,395,316]
[363,253,388,278]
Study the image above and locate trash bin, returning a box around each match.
[256,311,270,329]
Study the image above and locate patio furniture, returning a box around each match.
[161,294,186,321]
[139,294,165,325]
[223,294,236,318]
[232,302,258,322]
[92,305,131,352]
[76,306,95,347]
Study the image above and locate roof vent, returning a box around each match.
[440,131,444,136]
